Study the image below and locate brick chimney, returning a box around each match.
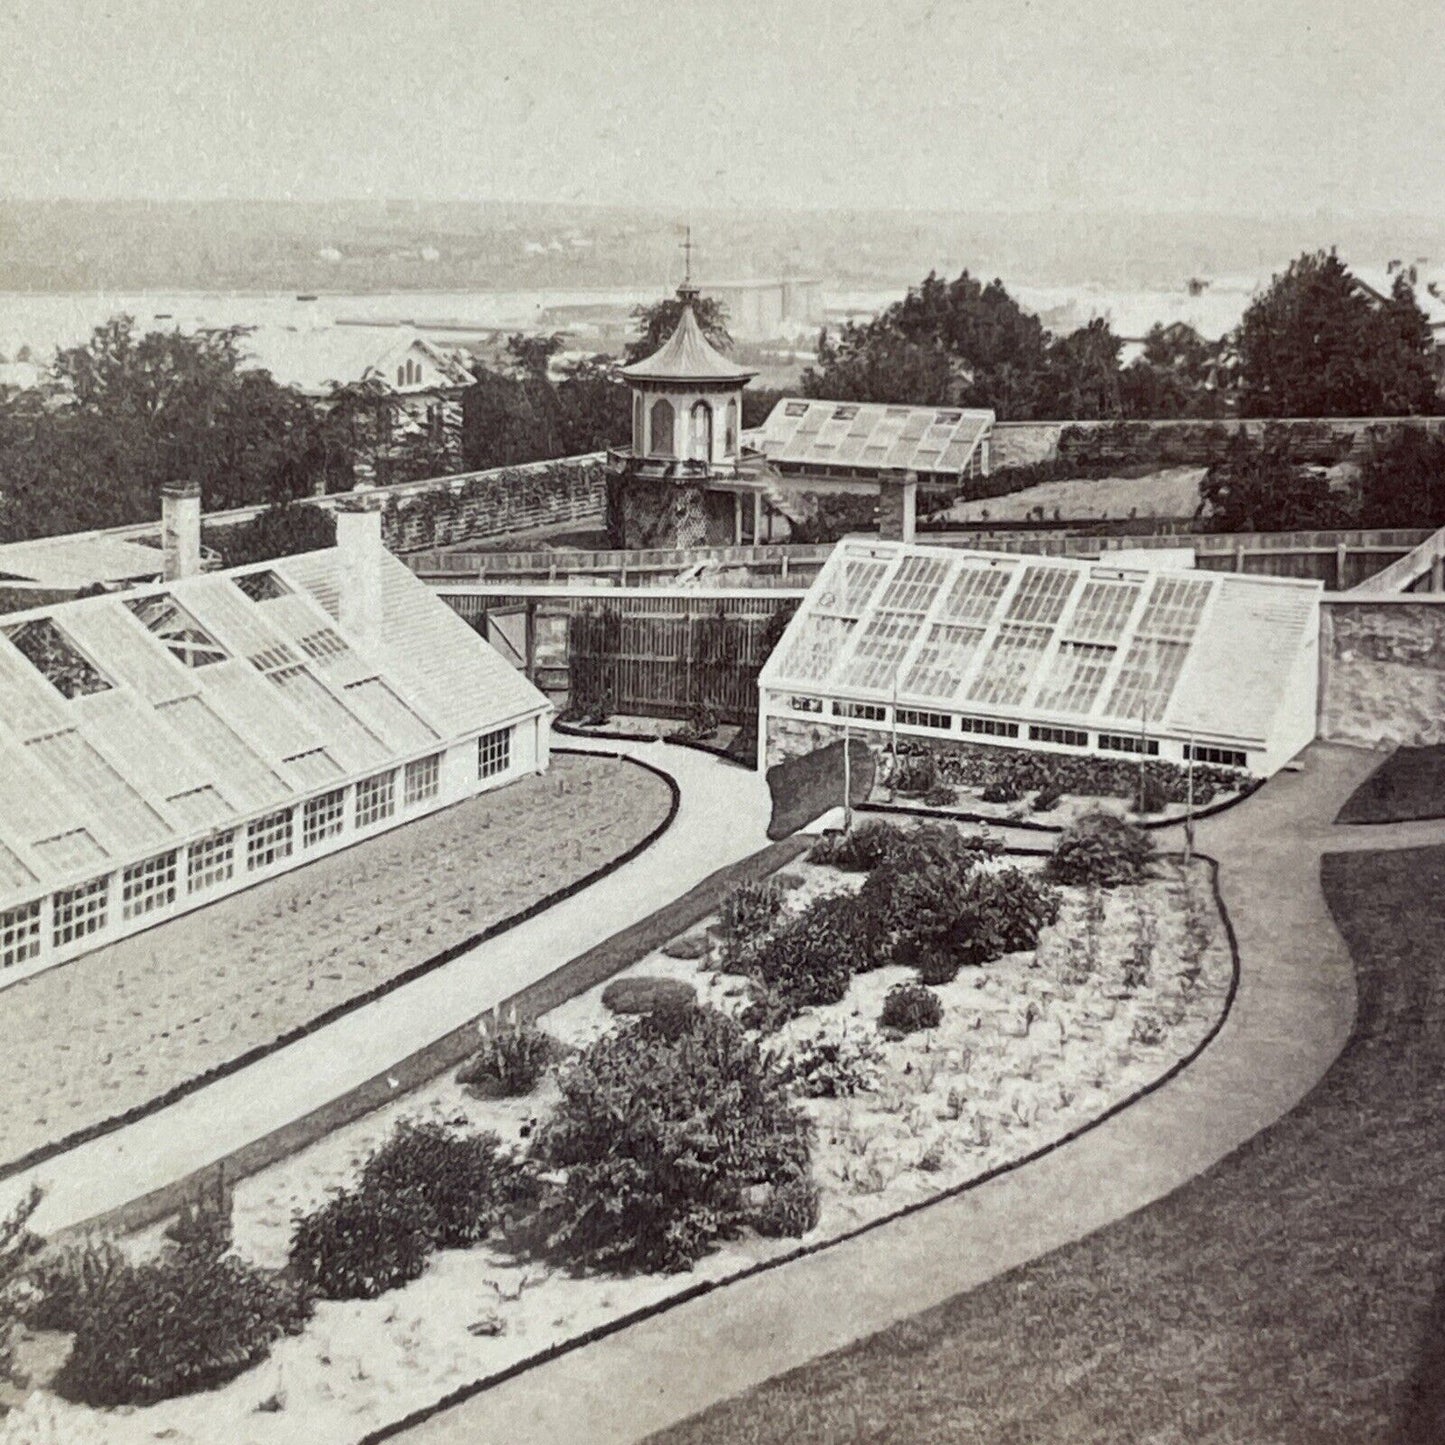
[878,469,917,544]
[161,479,202,581]
[334,492,384,646]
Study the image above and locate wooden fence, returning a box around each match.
[440,585,802,722]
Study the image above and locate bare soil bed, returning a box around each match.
[0,831,1234,1445]
[0,753,672,1169]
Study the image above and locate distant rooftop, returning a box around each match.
[0,533,165,589]
[237,324,476,396]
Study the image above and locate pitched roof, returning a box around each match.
[762,537,1319,750]
[620,302,756,386]
[0,548,547,909]
[0,533,166,588]
[758,398,995,476]
[237,325,476,395]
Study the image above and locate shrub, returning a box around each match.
[288,1186,435,1300]
[751,1176,821,1239]
[880,982,943,1034]
[674,699,720,743]
[751,894,864,1012]
[25,1236,130,1333]
[359,1120,532,1250]
[1047,812,1154,888]
[52,1247,312,1406]
[807,819,901,871]
[457,1015,557,1098]
[601,975,698,1016]
[923,783,957,808]
[521,1005,812,1273]
[0,1186,43,1380]
[980,779,1022,804]
[1033,781,1065,812]
[717,879,785,970]
[773,1025,883,1098]
[889,751,937,796]
[1134,773,1170,815]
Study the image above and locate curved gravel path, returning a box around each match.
[391,744,1395,1445]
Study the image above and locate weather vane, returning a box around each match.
[680,225,694,285]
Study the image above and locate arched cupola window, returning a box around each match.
[724,398,739,456]
[688,400,713,463]
[633,392,645,452]
[650,397,675,457]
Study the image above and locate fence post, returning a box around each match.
[1335,541,1348,590]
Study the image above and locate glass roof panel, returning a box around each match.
[839,612,919,691]
[967,622,1051,707]
[875,554,952,614]
[1106,637,1191,723]
[1136,576,1212,642]
[1068,580,1141,645]
[935,564,1012,625]
[1005,565,1078,625]
[776,614,856,684]
[902,623,986,700]
[1033,641,1116,715]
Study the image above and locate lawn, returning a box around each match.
[1335,745,1445,824]
[937,464,1206,526]
[0,753,672,1172]
[648,842,1445,1445]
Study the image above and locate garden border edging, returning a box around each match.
[1,750,678,1189]
[357,848,1242,1445]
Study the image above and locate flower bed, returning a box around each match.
[873,738,1249,827]
[0,820,1234,1445]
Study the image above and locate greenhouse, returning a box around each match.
[0,513,550,985]
[758,537,1322,778]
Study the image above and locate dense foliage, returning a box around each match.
[289,1120,527,1297]
[717,879,786,971]
[0,320,447,542]
[51,1239,312,1406]
[456,1017,558,1098]
[880,982,944,1034]
[773,1025,883,1099]
[886,739,1245,808]
[747,893,869,1017]
[1047,812,1155,888]
[1236,251,1438,418]
[521,1004,813,1273]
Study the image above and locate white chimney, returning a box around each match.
[334,493,384,646]
[162,479,202,581]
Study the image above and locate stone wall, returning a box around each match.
[989,416,1445,474]
[380,457,606,552]
[1319,600,1445,748]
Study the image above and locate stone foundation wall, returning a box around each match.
[764,714,861,770]
[1320,601,1445,748]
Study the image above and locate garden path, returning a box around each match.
[0,739,773,1237]
[391,742,1420,1445]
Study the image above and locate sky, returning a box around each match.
[2,0,1442,218]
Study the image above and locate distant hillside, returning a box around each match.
[3,197,1444,296]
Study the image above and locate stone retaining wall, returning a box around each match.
[1320,600,1445,749]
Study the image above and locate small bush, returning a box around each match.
[521,1005,812,1273]
[889,751,937,797]
[360,1120,531,1250]
[751,894,864,1012]
[881,982,943,1034]
[717,879,785,970]
[457,1016,557,1098]
[601,975,698,1016]
[980,779,1022,804]
[25,1236,130,1333]
[1047,812,1155,888]
[1033,782,1065,812]
[923,783,957,808]
[751,1176,821,1239]
[1134,773,1170,815]
[52,1248,312,1406]
[774,1025,883,1098]
[288,1186,435,1300]
[674,699,720,743]
[806,820,900,871]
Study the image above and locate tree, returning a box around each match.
[801,317,960,406]
[625,294,732,365]
[1356,427,1445,529]
[555,354,630,455]
[1040,318,1125,420]
[1236,250,1438,417]
[1199,429,1354,532]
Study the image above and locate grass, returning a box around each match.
[648,842,1445,1445]
[1336,746,1445,825]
